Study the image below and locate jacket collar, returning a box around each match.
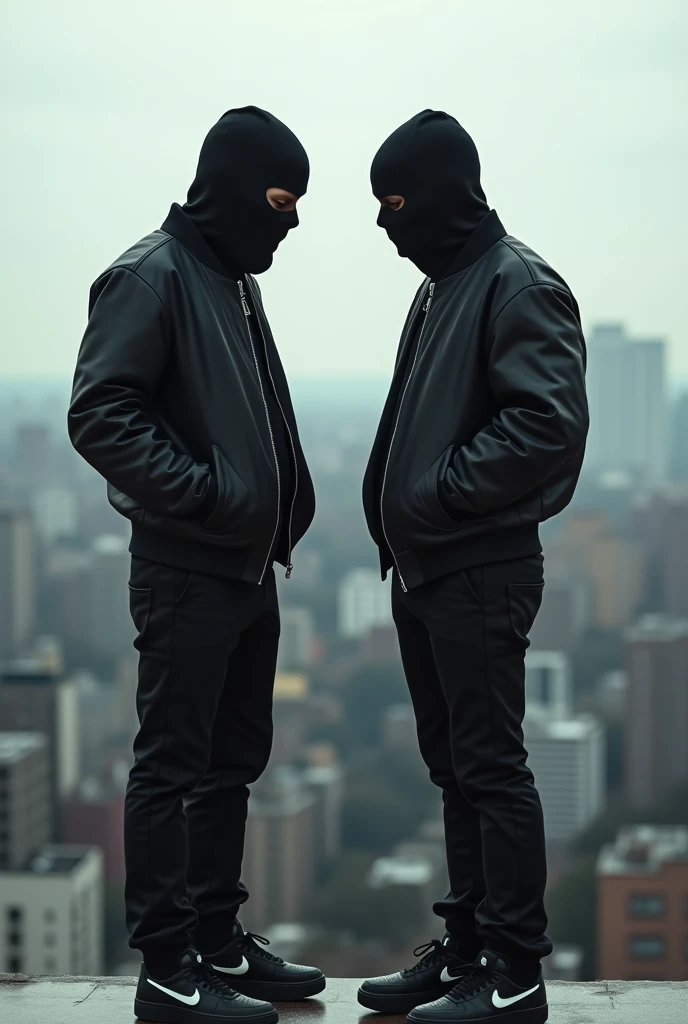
[161,203,240,281]
[438,208,507,283]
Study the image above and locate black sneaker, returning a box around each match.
[206,922,326,1001]
[357,937,472,1015]
[408,949,548,1023]
[134,948,279,1023]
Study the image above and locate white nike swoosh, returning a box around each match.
[492,983,540,1009]
[147,978,201,1005]
[211,956,250,975]
[440,967,455,983]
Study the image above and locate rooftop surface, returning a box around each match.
[1,975,687,1024]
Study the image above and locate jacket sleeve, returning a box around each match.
[68,267,212,516]
[441,283,588,515]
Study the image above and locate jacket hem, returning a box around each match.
[394,523,542,589]
[129,524,266,583]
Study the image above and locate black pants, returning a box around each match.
[393,554,552,965]
[124,556,279,969]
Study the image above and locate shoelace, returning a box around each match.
[446,966,506,1003]
[238,932,285,965]
[189,959,240,999]
[401,939,451,976]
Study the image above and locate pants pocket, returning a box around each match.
[128,585,152,649]
[507,581,545,647]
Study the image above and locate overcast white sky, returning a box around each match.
[2,0,687,383]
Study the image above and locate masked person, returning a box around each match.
[359,111,588,1024]
[69,107,325,1024]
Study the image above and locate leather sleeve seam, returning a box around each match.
[488,282,571,336]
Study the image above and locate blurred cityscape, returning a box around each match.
[0,321,687,982]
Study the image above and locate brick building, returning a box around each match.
[597,825,688,980]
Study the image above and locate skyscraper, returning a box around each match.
[0,509,36,661]
[525,651,572,719]
[0,643,80,835]
[524,708,605,844]
[241,768,317,933]
[585,323,667,485]
[0,733,50,871]
[277,607,315,672]
[338,569,392,639]
[624,615,688,806]
[0,845,104,976]
[89,535,134,659]
[631,491,688,619]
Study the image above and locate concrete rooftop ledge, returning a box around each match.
[1,974,687,1023]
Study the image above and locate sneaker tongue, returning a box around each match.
[476,949,509,974]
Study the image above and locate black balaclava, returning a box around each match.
[371,109,490,281]
[184,106,309,275]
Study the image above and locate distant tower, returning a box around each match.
[0,509,36,661]
[338,569,392,639]
[585,323,667,484]
[624,615,688,806]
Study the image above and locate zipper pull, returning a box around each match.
[237,279,251,316]
[285,563,293,580]
[423,281,435,312]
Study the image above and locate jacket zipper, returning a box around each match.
[379,281,435,593]
[237,278,282,584]
[242,278,300,580]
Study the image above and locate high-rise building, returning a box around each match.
[0,642,80,834]
[277,607,314,672]
[89,535,134,658]
[543,513,644,630]
[302,759,343,869]
[624,615,688,806]
[668,391,688,482]
[597,825,688,980]
[383,703,418,751]
[31,487,78,545]
[0,845,104,976]
[338,569,392,639]
[63,780,125,885]
[241,768,317,933]
[271,673,311,764]
[12,424,53,488]
[0,733,50,871]
[631,491,688,619]
[585,323,667,485]
[525,651,572,719]
[524,708,605,844]
[0,508,36,661]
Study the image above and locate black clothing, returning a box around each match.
[135,949,278,1023]
[371,111,490,281]
[407,950,548,1024]
[363,210,588,591]
[124,558,279,966]
[245,286,293,562]
[69,203,314,583]
[206,924,326,1002]
[184,106,309,275]
[358,938,473,1016]
[392,556,551,964]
